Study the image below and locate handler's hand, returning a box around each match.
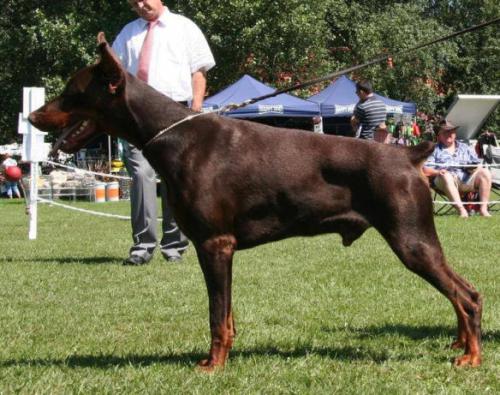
[191,101,203,112]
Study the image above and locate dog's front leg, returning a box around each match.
[195,235,237,372]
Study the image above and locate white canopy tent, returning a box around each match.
[445,94,500,141]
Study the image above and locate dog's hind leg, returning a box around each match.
[381,228,482,367]
[195,234,237,371]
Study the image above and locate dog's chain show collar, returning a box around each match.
[142,112,208,150]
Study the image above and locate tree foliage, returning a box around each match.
[174,0,337,94]
[0,1,132,143]
[327,1,459,110]
[0,0,498,143]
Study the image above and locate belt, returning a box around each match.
[177,101,188,107]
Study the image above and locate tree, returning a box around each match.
[1,0,337,143]
[425,0,499,130]
[0,0,498,143]
[0,1,132,143]
[326,1,498,132]
[328,2,459,110]
[174,0,337,93]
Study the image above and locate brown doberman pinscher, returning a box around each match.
[29,33,482,370]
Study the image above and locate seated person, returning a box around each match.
[423,119,492,217]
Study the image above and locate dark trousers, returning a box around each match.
[123,142,188,260]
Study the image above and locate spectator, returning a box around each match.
[423,120,492,217]
[351,80,388,142]
[112,0,215,265]
[1,153,21,199]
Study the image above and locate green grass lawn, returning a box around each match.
[0,199,499,394]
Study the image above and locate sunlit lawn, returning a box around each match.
[0,199,499,393]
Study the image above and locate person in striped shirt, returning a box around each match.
[351,80,387,141]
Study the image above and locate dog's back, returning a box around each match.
[146,113,435,250]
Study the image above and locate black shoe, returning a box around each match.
[123,255,150,266]
[166,255,183,263]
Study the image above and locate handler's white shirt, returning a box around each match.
[112,7,215,102]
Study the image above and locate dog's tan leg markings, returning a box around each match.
[373,179,482,367]
[196,235,237,371]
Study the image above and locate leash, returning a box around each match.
[219,17,500,112]
[143,17,499,146]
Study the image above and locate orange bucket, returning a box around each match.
[94,183,106,203]
[106,182,119,201]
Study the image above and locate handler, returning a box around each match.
[112,0,215,265]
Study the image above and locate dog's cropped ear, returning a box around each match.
[96,32,125,95]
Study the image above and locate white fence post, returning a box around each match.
[18,87,46,240]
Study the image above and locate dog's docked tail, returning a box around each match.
[407,141,435,167]
[97,32,107,45]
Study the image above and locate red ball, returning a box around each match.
[4,166,22,182]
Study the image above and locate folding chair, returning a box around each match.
[431,186,479,216]
[485,143,500,212]
[431,186,453,215]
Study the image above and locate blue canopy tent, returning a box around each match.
[308,75,416,117]
[203,74,320,119]
[307,75,416,135]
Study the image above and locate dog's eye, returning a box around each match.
[59,93,83,110]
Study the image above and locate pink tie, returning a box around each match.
[137,20,159,82]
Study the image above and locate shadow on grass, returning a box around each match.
[0,346,416,369]
[322,324,500,341]
[350,324,456,340]
[0,352,205,369]
[0,256,122,265]
[323,323,500,343]
[3,325,499,369]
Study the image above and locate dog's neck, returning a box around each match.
[123,74,192,148]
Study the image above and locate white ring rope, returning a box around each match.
[37,191,498,220]
[36,195,498,220]
[44,159,500,178]
[37,158,498,218]
[426,163,500,206]
[37,197,131,220]
[44,160,132,180]
[426,162,500,168]
[433,200,500,206]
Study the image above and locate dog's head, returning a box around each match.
[29,33,127,154]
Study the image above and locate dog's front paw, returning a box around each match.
[196,358,224,373]
[453,354,481,367]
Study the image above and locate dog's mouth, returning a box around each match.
[51,119,98,155]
